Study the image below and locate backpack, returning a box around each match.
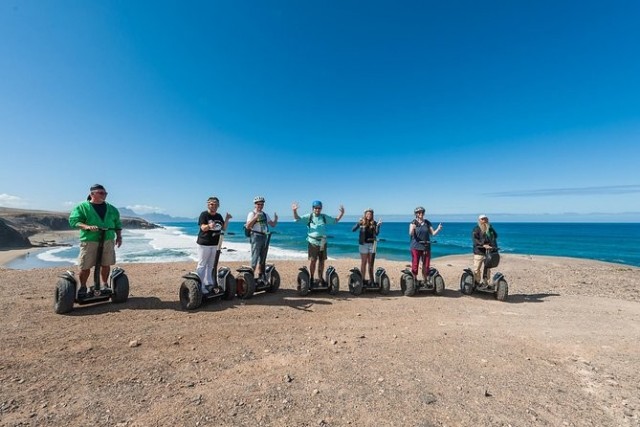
[243,226,251,238]
[308,213,326,228]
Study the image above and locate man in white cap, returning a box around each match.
[245,196,278,280]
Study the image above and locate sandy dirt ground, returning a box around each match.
[1,254,639,427]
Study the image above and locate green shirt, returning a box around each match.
[296,213,338,246]
[69,201,122,242]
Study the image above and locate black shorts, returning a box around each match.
[308,242,327,261]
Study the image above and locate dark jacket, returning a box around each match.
[352,220,379,245]
[472,225,498,255]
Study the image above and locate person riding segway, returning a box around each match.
[54,184,129,314]
[399,206,445,296]
[236,196,280,299]
[292,200,344,296]
[348,209,390,295]
[460,214,508,301]
[179,197,234,310]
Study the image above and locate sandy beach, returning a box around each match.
[0,254,639,426]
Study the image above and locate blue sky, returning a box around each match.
[1,1,639,221]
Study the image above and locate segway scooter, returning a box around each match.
[53,228,129,314]
[235,231,281,299]
[460,248,508,301]
[179,228,236,310]
[399,242,445,297]
[296,265,339,296]
[348,239,390,296]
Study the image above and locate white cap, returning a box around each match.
[478,214,488,220]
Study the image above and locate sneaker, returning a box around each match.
[78,286,88,298]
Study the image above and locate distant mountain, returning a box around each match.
[118,207,195,224]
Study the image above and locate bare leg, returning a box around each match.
[318,258,325,282]
[100,266,110,285]
[360,253,367,280]
[79,269,90,287]
[309,259,317,281]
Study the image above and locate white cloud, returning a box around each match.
[126,204,166,214]
[0,193,28,208]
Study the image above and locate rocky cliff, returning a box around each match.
[0,207,158,250]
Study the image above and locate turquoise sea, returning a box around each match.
[7,221,640,270]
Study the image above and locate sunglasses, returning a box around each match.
[93,191,107,195]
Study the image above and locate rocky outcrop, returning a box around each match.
[0,207,159,250]
[0,219,32,248]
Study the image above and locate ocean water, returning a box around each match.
[7,221,640,269]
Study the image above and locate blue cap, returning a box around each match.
[312,200,323,208]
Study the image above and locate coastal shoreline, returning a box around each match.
[0,230,76,267]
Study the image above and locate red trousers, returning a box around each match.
[411,248,431,277]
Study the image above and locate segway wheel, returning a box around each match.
[328,272,340,295]
[237,272,256,299]
[400,274,407,294]
[54,278,75,314]
[180,278,203,310]
[348,273,363,296]
[267,269,281,293]
[433,274,445,296]
[223,273,236,300]
[496,278,509,301]
[297,272,310,296]
[460,272,474,295]
[403,275,416,296]
[379,273,391,295]
[111,274,130,303]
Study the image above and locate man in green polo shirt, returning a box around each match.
[69,184,123,297]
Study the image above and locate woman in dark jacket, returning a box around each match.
[472,214,498,284]
[352,208,381,284]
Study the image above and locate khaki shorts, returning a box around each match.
[79,240,116,270]
[308,242,327,261]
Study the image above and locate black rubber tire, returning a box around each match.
[328,272,340,295]
[223,274,236,300]
[54,278,75,314]
[179,278,202,310]
[348,273,363,296]
[460,272,474,295]
[433,274,445,296]
[379,274,391,295]
[496,279,509,301]
[267,269,281,293]
[400,274,407,294]
[404,275,416,296]
[237,272,256,299]
[298,273,310,296]
[111,274,130,303]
